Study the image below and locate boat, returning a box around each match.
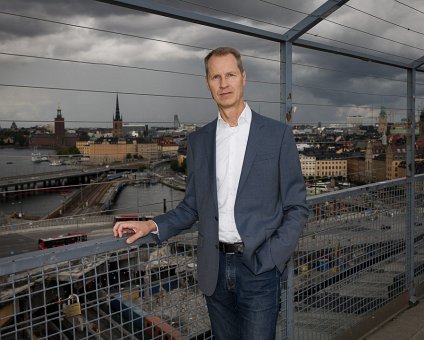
[31,147,43,163]
[49,160,63,166]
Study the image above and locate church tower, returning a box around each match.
[113,94,123,139]
[54,105,65,144]
[378,106,387,134]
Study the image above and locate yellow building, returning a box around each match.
[316,158,347,178]
[76,141,91,156]
[76,140,137,164]
[138,143,160,161]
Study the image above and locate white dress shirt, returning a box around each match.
[216,103,252,243]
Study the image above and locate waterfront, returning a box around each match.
[0,147,74,177]
[0,148,185,219]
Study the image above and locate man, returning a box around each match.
[113,47,309,339]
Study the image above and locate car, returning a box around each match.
[415,221,423,226]
[381,224,391,230]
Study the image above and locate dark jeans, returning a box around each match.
[205,251,281,340]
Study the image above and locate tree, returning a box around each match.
[56,146,81,155]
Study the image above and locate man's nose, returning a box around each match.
[220,78,228,88]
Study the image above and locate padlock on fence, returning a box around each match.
[63,294,81,317]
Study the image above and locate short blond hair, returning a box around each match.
[204,47,244,76]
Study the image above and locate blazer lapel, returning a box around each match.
[237,111,265,194]
[202,120,218,212]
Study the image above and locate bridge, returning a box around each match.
[0,160,154,196]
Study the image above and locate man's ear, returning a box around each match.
[242,71,246,85]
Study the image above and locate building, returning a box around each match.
[154,136,179,158]
[316,158,347,178]
[347,155,366,184]
[364,140,386,183]
[386,144,406,180]
[76,140,137,163]
[30,106,77,148]
[138,143,160,161]
[378,106,388,134]
[299,154,316,178]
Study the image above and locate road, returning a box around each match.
[0,222,113,258]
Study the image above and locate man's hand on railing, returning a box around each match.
[113,220,158,244]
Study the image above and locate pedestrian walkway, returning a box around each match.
[363,299,424,340]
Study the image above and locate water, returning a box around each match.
[0,148,185,218]
[0,147,76,177]
[113,182,185,215]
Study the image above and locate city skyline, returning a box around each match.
[0,0,424,128]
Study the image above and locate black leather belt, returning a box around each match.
[219,242,244,254]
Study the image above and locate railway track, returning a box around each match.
[69,181,114,215]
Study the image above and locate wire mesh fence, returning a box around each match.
[293,174,424,339]
[0,232,210,339]
[1,175,423,339]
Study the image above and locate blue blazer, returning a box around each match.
[153,111,309,296]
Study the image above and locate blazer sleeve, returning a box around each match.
[152,136,199,241]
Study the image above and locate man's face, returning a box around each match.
[206,54,246,112]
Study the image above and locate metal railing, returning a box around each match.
[1,174,423,339]
[293,174,424,339]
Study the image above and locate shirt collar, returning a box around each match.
[217,103,252,128]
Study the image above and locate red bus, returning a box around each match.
[38,232,88,250]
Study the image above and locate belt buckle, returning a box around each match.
[222,242,243,255]
[226,244,236,255]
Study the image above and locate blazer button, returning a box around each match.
[215,244,219,249]
[214,216,218,221]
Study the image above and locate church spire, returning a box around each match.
[115,93,122,121]
[113,93,123,139]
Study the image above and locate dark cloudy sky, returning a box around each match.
[0,0,423,128]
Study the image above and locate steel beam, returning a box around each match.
[285,0,351,42]
[410,55,424,70]
[294,39,411,70]
[281,42,293,123]
[96,0,283,42]
[406,68,417,305]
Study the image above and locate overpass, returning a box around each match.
[0,160,154,196]
[0,168,109,195]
